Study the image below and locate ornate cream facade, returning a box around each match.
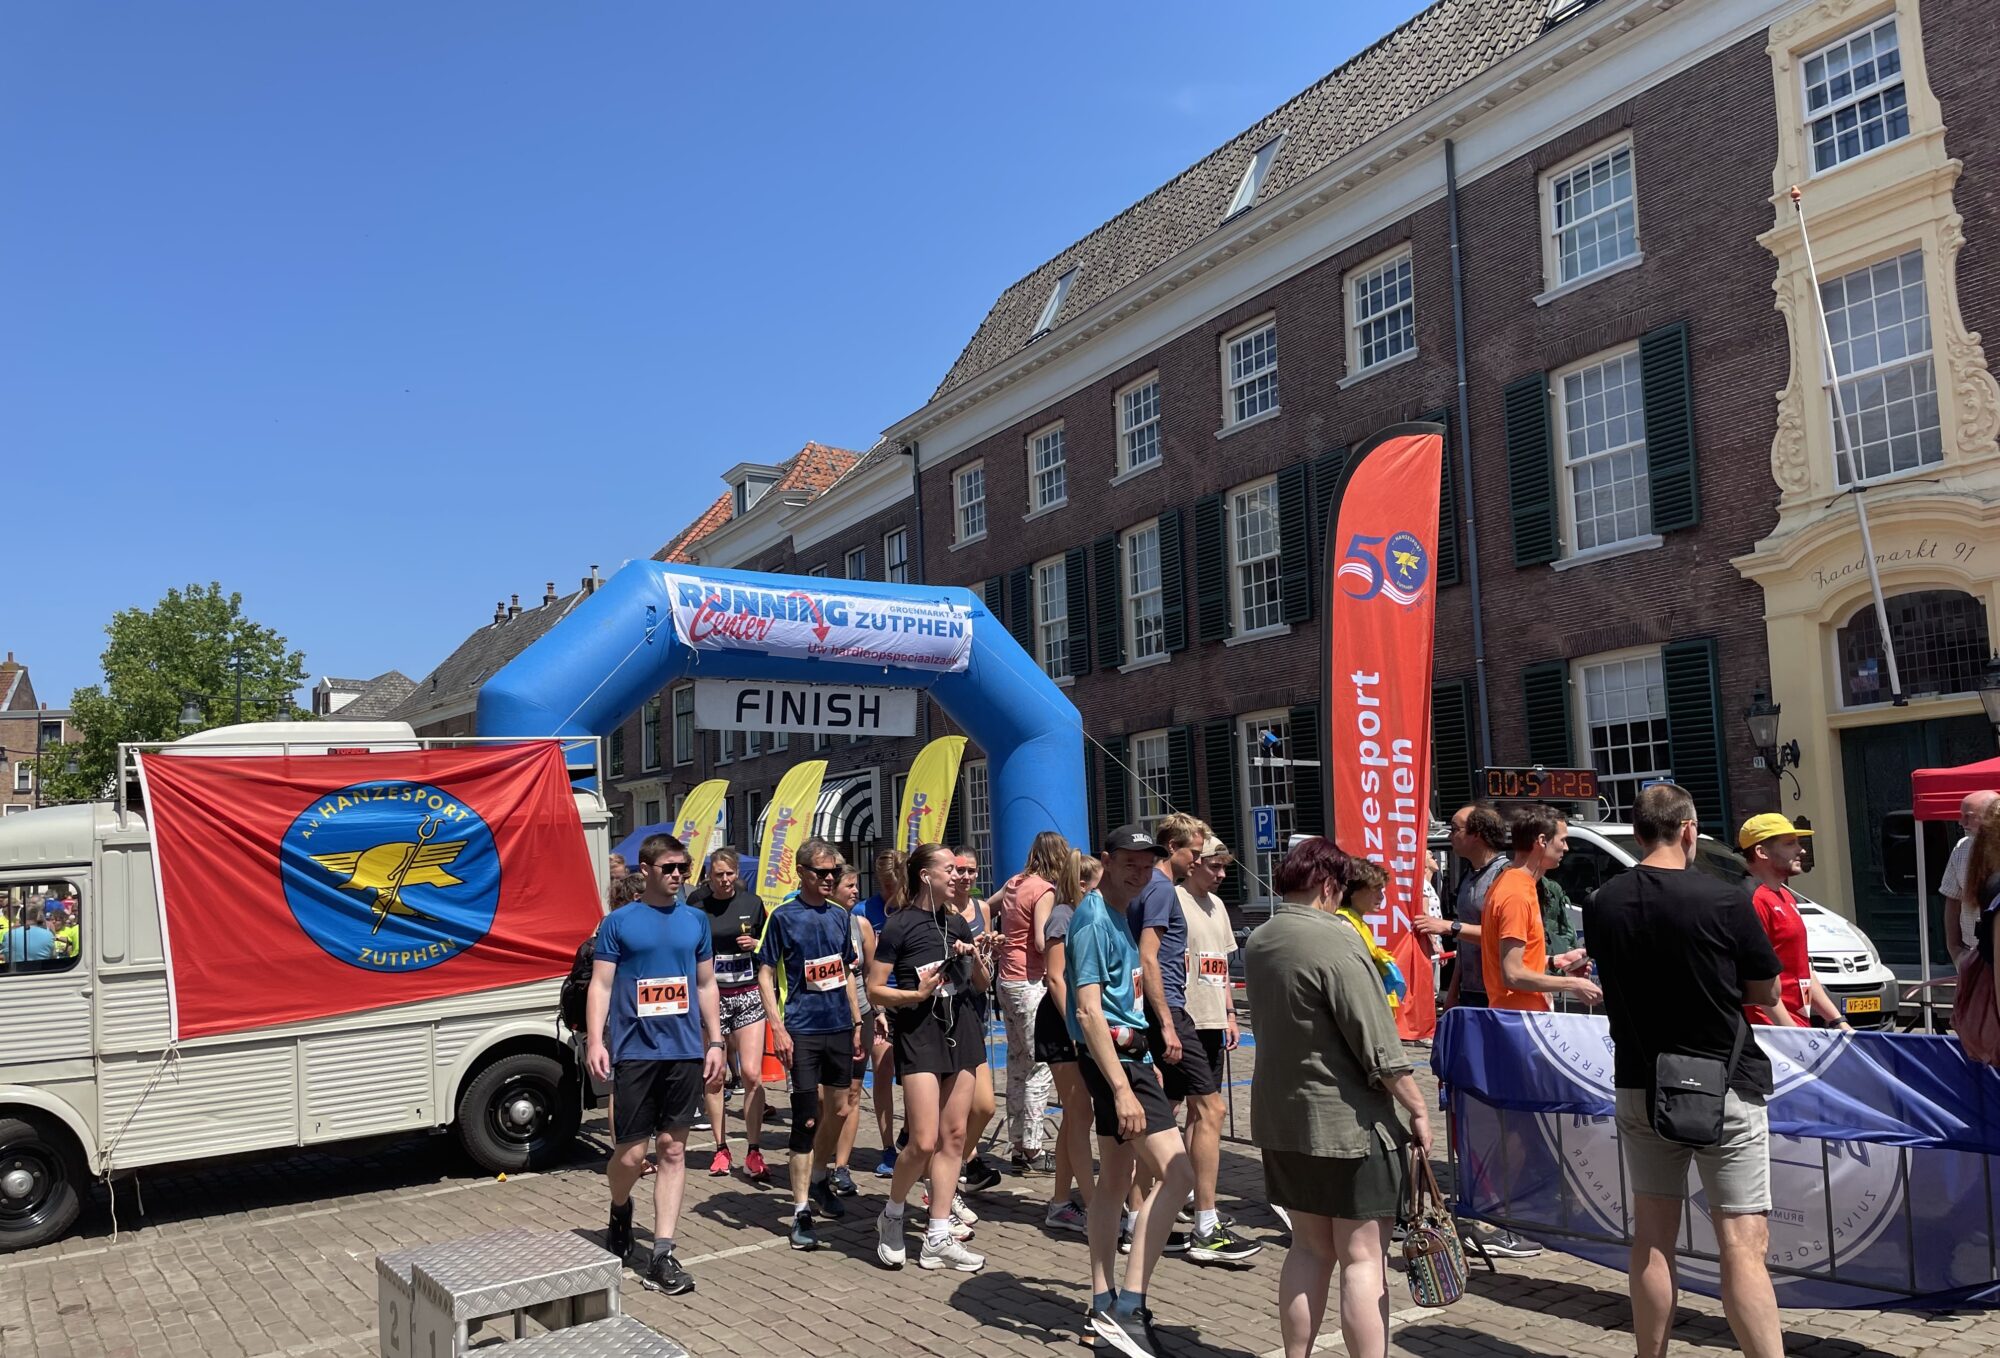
[1736,0,2000,934]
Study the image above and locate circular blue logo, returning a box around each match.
[281,781,501,972]
[1381,531,1430,604]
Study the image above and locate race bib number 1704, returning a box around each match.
[637,976,690,1017]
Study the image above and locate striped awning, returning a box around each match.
[753,771,877,853]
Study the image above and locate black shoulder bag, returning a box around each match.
[1640,867,1748,1148]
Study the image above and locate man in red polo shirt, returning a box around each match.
[1737,814,1851,1032]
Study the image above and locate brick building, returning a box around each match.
[882,0,2000,931]
[0,654,70,816]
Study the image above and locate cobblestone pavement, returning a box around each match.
[1,1033,1995,1357]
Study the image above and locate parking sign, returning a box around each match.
[1252,805,1278,852]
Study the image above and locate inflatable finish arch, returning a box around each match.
[476,562,1087,879]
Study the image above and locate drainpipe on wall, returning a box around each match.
[904,442,931,745]
[1446,138,1495,768]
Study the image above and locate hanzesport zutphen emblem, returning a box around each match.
[281,780,501,972]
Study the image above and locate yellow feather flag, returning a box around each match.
[756,760,828,910]
[895,736,967,854]
[672,779,730,871]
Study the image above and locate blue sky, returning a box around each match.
[4,0,1429,708]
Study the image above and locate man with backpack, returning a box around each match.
[585,833,727,1295]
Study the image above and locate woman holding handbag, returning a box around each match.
[1243,840,1432,1358]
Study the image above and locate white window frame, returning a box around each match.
[12,762,30,794]
[964,760,992,889]
[1238,710,1296,908]
[38,719,63,745]
[844,546,867,579]
[1032,268,1076,338]
[718,729,735,765]
[743,789,766,854]
[671,686,694,767]
[1552,346,1658,561]
[1344,246,1415,378]
[1034,554,1071,682]
[884,527,909,583]
[953,461,987,544]
[1122,519,1167,665]
[1129,729,1172,826]
[1226,135,1284,218]
[772,728,790,754]
[1541,138,1640,294]
[744,728,762,758]
[1221,315,1279,430]
[1822,247,1942,487]
[643,697,663,772]
[1803,15,1910,176]
[1116,373,1163,477]
[1572,647,1671,823]
[807,563,829,578]
[1227,477,1285,638]
[1027,422,1067,515]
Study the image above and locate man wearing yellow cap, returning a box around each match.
[1738,814,1851,1032]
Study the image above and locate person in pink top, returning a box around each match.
[997,830,1072,1172]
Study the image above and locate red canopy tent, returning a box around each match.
[1911,754,2000,1027]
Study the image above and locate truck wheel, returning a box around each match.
[456,1053,580,1173]
[0,1115,84,1252]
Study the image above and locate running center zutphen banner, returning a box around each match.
[1436,1010,2000,1310]
[662,571,974,672]
[1325,423,1444,1042]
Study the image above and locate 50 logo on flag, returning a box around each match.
[1337,530,1431,606]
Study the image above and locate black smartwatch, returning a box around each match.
[1449,920,1463,940]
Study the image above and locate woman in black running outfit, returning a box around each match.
[690,849,770,1182]
[948,846,1005,1192]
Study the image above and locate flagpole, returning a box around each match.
[1791,185,1905,706]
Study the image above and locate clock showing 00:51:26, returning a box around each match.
[1481,766,1600,801]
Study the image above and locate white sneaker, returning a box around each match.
[947,1213,975,1241]
[875,1208,906,1269]
[918,1233,985,1272]
[922,1186,979,1224]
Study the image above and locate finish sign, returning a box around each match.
[694,679,917,737]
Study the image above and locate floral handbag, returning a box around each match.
[1402,1150,1467,1308]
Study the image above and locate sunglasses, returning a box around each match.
[802,865,842,879]
[649,861,691,875]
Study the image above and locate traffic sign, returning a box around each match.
[1252,805,1279,852]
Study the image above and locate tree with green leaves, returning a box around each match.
[35,584,309,804]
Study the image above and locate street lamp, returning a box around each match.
[1979,654,2000,744]
[179,651,285,731]
[1743,682,1802,802]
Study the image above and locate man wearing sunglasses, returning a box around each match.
[586,833,727,1296]
[757,838,865,1249]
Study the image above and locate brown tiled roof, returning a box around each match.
[389,595,589,724]
[931,0,1551,401]
[651,441,864,563]
[325,670,419,722]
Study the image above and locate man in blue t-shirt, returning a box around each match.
[1072,824,1196,1358]
[586,832,726,1296]
[756,837,863,1250]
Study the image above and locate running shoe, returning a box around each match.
[641,1248,694,1295]
[1186,1222,1262,1264]
[1163,1229,1191,1255]
[605,1208,633,1262]
[1044,1201,1088,1234]
[744,1148,772,1185]
[920,1186,979,1225]
[1117,1223,1133,1256]
[960,1157,1003,1193]
[918,1234,986,1272]
[1133,1306,1167,1356]
[1087,1309,1156,1358]
[1019,1149,1056,1175]
[874,1148,898,1178]
[875,1208,907,1268]
[1474,1229,1543,1259]
[810,1175,848,1221]
[708,1148,733,1178]
[947,1214,975,1241]
[690,1113,710,1132]
[829,1165,859,1197]
[789,1208,819,1251]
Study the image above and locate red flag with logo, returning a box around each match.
[138,742,600,1040]
[1324,424,1444,1040]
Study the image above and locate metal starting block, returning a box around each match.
[484,1314,687,1356]
[377,1227,621,1357]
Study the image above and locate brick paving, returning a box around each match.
[1,1033,1995,1357]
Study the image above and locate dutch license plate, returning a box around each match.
[1845,996,1882,1014]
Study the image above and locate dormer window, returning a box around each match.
[1227,136,1284,218]
[733,475,777,515]
[1031,269,1076,340]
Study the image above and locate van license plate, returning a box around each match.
[1845,996,1882,1014]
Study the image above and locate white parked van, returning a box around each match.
[0,722,607,1251]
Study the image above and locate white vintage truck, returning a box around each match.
[0,721,608,1250]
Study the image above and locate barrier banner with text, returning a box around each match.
[662,571,973,672]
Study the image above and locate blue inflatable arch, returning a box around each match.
[476,562,1087,878]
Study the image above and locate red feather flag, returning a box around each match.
[138,742,600,1040]
[1323,424,1445,1041]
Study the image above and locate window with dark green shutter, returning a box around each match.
[1202,718,1245,905]
[1102,735,1130,832]
[1523,660,1574,767]
[983,576,1004,617]
[1006,566,1032,651]
[1166,726,1197,819]
[1312,445,1350,551]
[1431,678,1475,816]
[1085,744,1101,849]
[1277,461,1313,624]
[1422,408,1462,587]
[1159,509,1188,654]
[1641,323,1699,533]
[1092,534,1124,670]
[1287,703,1325,838]
[943,778,964,850]
[1065,545,1091,676]
[1505,373,1559,567]
[1193,494,1230,642]
[1662,637,1731,835]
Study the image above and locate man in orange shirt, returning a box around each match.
[1481,805,1601,1012]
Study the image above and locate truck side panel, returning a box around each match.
[99,1046,299,1169]
[303,1027,437,1142]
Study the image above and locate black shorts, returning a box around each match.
[789,1029,857,1092]
[1144,1005,1221,1100]
[611,1059,704,1143]
[890,996,985,1080]
[1076,1049,1177,1144]
[1033,990,1077,1064]
[1197,1027,1226,1073]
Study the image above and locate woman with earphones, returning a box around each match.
[868,843,989,1273]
